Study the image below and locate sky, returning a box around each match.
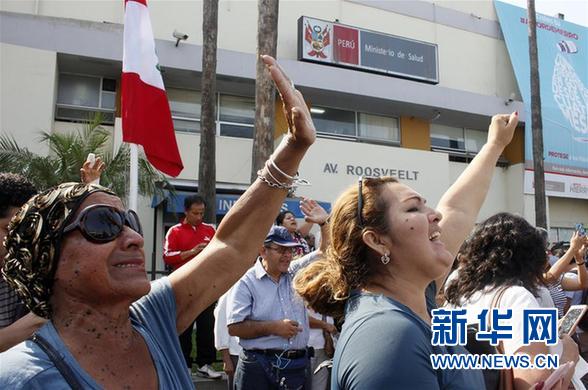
[500,0,588,27]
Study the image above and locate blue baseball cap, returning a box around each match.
[264,225,303,247]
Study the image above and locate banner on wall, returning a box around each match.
[494,1,588,200]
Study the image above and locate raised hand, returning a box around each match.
[261,55,316,149]
[487,112,518,150]
[300,197,328,225]
[80,156,105,184]
[570,231,583,251]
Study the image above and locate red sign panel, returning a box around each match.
[333,24,359,65]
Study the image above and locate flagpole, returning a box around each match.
[129,143,139,211]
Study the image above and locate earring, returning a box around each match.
[381,252,390,265]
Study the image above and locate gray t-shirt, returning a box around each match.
[333,282,484,390]
[0,277,194,389]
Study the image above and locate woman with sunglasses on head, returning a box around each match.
[294,113,519,389]
[0,55,316,389]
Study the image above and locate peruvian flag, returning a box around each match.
[122,0,183,177]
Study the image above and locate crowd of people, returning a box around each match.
[0,54,587,390]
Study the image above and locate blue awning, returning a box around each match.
[152,191,330,218]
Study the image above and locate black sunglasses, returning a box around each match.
[62,204,143,243]
[357,176,380,227]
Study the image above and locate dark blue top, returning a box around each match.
[332,282,484,390]
[0,278,194,389]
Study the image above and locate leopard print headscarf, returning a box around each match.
[2,182,115,318]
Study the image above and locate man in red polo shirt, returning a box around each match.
[163,195,221,379]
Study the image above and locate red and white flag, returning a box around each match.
[122,0,183,177]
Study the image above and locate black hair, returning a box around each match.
[276,210,295,226]
[184,194,206,210]
[0,173,37,218]
[445,212,547,304]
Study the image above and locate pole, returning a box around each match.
[527,0,547,228]
[129,143,139,211]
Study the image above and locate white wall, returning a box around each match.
[436,0,497,20]
[1,0,519,99]
[111,119,253,184]
[505,163,525,213]
[549,197,588,230]
[448,161,524,222]
[173,132,253,184]
[297,137,450,207]
[0,43,56,155]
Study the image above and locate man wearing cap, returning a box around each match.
[227,198,329,390]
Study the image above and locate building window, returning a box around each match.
[313,106,356,138]
[358,113,400,143]
[464,128,487,153]
[430,124,490,153]
[168,88,201,133]
[56,74,116,124]
[430,124,508,165]
[219,95,255,139]
[312,106,400,144]
[430,124,466,151]
[549,227,575,243]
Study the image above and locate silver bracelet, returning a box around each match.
[265,161,293,187]
[257,169,293,191]
[267,160,310,187]
[268,158,298,181]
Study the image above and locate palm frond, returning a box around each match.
[1,113,173,198]
[0,134,36,173]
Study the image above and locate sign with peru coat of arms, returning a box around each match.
[297,16,438,84]
[301,17,333,62]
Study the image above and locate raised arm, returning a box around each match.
[561,235,588,290]
[546,232,584,283]
[299,197,330,252]
[170,55,316,332]
[435,112,518,290]
[297,221,314,237]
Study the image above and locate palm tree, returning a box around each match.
[0,114,171,200]
[251,0,279,183]
[199,0,218,224]
[527,0,547,228]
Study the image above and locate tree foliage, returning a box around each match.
[0,115,172,200]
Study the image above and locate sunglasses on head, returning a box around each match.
[62,204,143,243]
[357,176,380,227]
